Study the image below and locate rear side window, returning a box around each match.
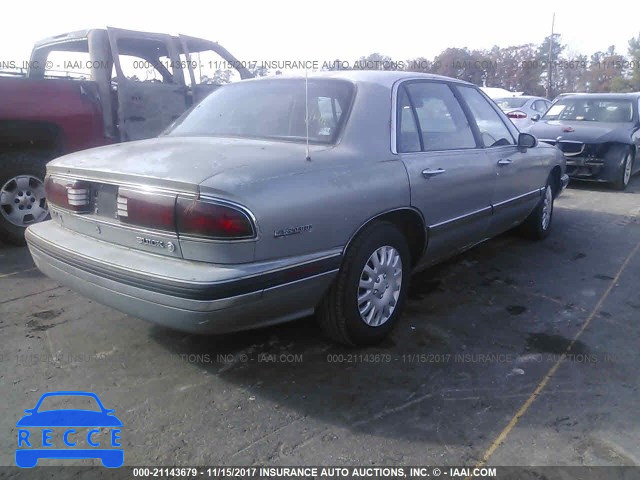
[456,86,515,147]
[397,82,476,152]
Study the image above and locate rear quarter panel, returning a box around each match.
[199,149,411,262]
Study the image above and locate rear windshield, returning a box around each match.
[542,98,634,122]
[167,78,354,144]
[494,97,528,109]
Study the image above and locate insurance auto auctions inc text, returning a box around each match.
[196,466,497,478]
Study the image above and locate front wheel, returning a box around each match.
[0,152,50,245]
[613,150,634,191]
[518,182,554,240]
[317,221,411,346]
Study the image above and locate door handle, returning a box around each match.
[497,158,513,166]
[422,168,446,178]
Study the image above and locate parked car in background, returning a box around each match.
[528,93,640,190]
[0,27,251,245]
[494,96,551,129]
[26,71,567,346]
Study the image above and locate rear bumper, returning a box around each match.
[26,222,340,334]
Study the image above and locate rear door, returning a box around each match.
[179,34,253,104]
[107,27,190,141]
[455,85,546,235]
[396,81,496,266]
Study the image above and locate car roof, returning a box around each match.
[244,70,475,89]
[32,27,211,50]
[557,92,640,100]
[494,96,546,101]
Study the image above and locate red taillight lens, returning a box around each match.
[44,176,91,212]
[507,110,527,119]
[117,188,176,231]
[176,198,255,239]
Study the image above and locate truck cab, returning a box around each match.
[0,27,252,244]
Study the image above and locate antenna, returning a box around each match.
[305,67,311,161]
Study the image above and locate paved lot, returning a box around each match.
[1,178,639,471]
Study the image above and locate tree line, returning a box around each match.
[246,32,640,99]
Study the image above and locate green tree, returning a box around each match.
[628,33,640,90]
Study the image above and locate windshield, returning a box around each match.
[167,78,354,144]
[542,98,633,122]
[494,98,528,109]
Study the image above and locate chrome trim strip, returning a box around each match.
[47,173,199,197]
[493,189,542,210]
[429,206,492,230]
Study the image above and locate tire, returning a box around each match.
[0,151,51,245]
[317,221,411,346]
[613,149,634,191]
[518,181,554,240]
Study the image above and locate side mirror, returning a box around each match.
[531,114,540,122]
[518,132,537,149]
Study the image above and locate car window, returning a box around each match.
[457,86,515,147]
[397,86,421,153]
[317,96,343,133]
[533,100,549,113]
[114,38,177,84]
[403,82,476,151]
[543,99,634,122]
[168,79,354,144]
[494,97,528,109]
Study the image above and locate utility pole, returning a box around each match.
[547,12,555,99]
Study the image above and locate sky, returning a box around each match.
[0,0,638,66]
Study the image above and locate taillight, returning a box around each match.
[117,188,176,231]
[44,176,91,212]
[507,110,527,119]
[176,198,255,239]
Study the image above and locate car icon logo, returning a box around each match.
[15,391,123,468]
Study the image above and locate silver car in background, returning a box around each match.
[26,71,568,346]
[494,96,551,130]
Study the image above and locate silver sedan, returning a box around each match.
[494,96,551,130]
[26,71,568,346]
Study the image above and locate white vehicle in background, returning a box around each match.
[494,96,551,130]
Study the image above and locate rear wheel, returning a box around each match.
[613,150,634,191]
[518,181,554,240]
[317,221,410,346]
[0,152,50,245]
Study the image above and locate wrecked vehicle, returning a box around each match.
[0,27,252,244]
[528,93,640,190]
[26,71,567,346]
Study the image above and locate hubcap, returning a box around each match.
[357,245,403,327]
[0,175,48,227]
[541,185,553,231]
[623,154,632,185]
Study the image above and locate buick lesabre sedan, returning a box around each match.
[528,92,640,190]
[26,71,568,346]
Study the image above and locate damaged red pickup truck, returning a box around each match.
[0,27,252,244]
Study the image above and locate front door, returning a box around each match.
[396,81,497,266]
[107,27,190,141]
[455,86,546,235]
